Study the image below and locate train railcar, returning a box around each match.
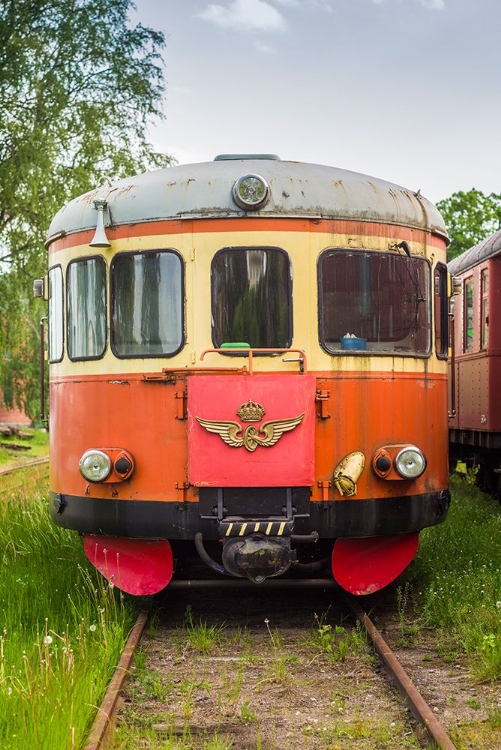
[37,155,451,596]
[448,229,501,497]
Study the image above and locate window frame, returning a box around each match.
[210,246,293,352]
[317,248,432,357]
[481,268,489,350]
[66,255,107,362]
[48,264,64,363]
[110,249,185,360]
[434,262,449,360]
[463,276,474,352]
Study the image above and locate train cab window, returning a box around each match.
[48,265,64,362]
[319,250,431,355]
[111,251,183,357]
[464,277,474,351]
[67,257,106,360]
[212,247,291,349]
[434,263,448,359]
[481,270,489,349]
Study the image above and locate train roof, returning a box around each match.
[448,228,501,275]
[47,155,448,244]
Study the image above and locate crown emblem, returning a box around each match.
[236,399,265,422]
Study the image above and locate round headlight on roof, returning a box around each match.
[394,446,426,479]
[79,449,112,483]
[232,173,270,210]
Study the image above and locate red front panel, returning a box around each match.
[187,375,316,487]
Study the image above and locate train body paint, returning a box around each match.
[39,156,451,594]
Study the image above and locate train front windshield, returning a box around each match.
[211,247,291,349]
[319,250,431,354]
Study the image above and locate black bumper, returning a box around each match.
[50,488,450,540]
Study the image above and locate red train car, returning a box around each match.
[448,229,501,496]
[37,155,451,595]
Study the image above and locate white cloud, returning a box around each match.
[370,0,445,7]
[253,39,278,53]
[419,0,445,9]
[307,0,334,9]
[197,0,287,32]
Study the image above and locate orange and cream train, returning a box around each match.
[38,155,451,596]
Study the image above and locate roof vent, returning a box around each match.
[214,154,280,161]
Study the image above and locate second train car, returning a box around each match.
[448,228,501,497]
[38,155,451,595]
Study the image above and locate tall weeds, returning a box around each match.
[0,484,136,749]
[412,476,501,680]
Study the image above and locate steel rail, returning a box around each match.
[84,579,458,749]
[345,595,458,750]
[84,611,149,750]
[0,456,49,477]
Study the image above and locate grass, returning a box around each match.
[113,726,235,749]
[115,477,501,748]
[410,475,501,681]
[182,605,226,655]
[302,719,419,747]
[0,478,136,750]
[4,467,498,748]
[307,609,365,662]
[115,606,388,750]
[0,427,49,469]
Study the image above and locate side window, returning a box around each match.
[481,270,489,349]
[464,277,474,352]
[48,265,64,362]
[434,263,448,359]
[319,250,431,355]
[212,247,291,349]
[111,251,183,357]
[67,257,107,360]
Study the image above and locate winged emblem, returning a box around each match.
[196,413,305,452]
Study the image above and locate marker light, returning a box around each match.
[115,455,133,476]
[373,451,392,476]
[79,449,112,483]
[232,174,270,210]
[394,446,426,479]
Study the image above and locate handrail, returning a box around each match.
[200,348,307,375]
[39,316,48,423]
[448,311,456,418]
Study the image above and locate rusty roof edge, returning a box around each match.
[448,228,501,274]
[46,160,448,241]
[48,211,448,240]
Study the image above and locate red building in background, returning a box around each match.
[0,388,31,428]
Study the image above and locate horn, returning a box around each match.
[89,199,111,248]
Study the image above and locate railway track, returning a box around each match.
[0,456,49,495]
[86,579,459,749]
[0,455,49,476]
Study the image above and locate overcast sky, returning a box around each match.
[131,0,501,204]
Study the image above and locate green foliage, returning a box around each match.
[182,605,226,655]
[395,582,420,646]
[454,460,480,485]
[0,0,173,413]
[238,700,256,725]
[311,612,350,661]
[436,189,501,261]
[0,483,137,749]
[412,476,501,680]
[309,609,364,662]
[0,267,46,418]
